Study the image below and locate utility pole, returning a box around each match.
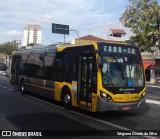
[70,30,80,38]
[45,38,56,44]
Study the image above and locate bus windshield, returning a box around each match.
[102,54,144,88]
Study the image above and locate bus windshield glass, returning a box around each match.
[98,43,145,89]
[102,54,144,88]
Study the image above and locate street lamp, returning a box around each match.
[45,38,56,44]
[70,30,80,38]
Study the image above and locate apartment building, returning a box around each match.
[23,24,42,46]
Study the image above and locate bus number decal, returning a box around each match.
[103,46,107,52]
[125,57,127,61]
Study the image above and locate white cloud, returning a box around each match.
[0,0,130,44]
[0,30,23,43]
[4,30,21,36]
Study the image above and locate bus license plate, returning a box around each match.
[122,106,131,110]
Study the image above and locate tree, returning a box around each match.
[0,43,18,66]
[120,0,160,52]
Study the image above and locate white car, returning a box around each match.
[5,67,10,77]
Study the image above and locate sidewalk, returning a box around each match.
[0,71,5,75]
[146,82,160,89]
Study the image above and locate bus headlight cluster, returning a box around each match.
[140,92,146,101]
[100,91,113,102]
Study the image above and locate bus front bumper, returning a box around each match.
[96,96,146,112]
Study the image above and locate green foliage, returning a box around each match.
[120,0,160,52]
[0,42,18,65]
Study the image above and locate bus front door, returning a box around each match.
[78,54,94,110]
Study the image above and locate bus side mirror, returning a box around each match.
[97,55,103,69]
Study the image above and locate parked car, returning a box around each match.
[5,66,10,77]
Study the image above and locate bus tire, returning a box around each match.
[62,88,72,109]
[20,80,26,94]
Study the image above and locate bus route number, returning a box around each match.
[103,46,107,52]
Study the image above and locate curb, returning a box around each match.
[146,85,160,89]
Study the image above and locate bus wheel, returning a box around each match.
[62,88,72,109]
[20,81,25,94]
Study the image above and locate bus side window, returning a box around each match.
[44,52,54,81]
[55,54,65,82]
[65,54,77,82]
[35,53,44,79]
[27,54,36,78]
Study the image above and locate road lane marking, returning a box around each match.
[146,99,160,105]
[70,111,159,139]
[147,96,160,99]
[25,94,130,130]
[8,89,13,91]
[146,85,160,89]
[2,87,7,88]
[27,93,130,130]
[21,94,159,139]
[15,91,21,94]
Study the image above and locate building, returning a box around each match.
[71,34,127,45]
[72,34,160,84]
[107,29,126,42]
[142,51,160,84]
[72,35,107,44]
[8,40,21,49]
[23,24,42,46]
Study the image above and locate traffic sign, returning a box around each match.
[52,23,69,35]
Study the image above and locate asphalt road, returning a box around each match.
[0,75,160,139]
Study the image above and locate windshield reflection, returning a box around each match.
[102,54,144,88]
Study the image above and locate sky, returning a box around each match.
[0,0,157,46]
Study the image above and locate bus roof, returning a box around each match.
[56,41,131,52]
[12,41,133,55]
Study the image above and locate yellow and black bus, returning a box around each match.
[10,42,146,112]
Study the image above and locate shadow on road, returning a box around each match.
[6,112,108,138]
[7,112,93,130]
[24,92,150,119]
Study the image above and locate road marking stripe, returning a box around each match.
[22,94,159,139]
[15,91,21,94]
[147,96,160,99]
[3,87,7,88]
[9,89,13,91]
[146,99,160,105]
[25,95,132,131]
[70,111,159,139]
[72,110,130,130]
[146,85,160,88]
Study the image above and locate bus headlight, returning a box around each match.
[140,92,146,100]
[100,91,113,102]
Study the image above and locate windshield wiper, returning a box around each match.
[110,53,125,78]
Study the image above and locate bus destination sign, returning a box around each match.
[99,45,136,55]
